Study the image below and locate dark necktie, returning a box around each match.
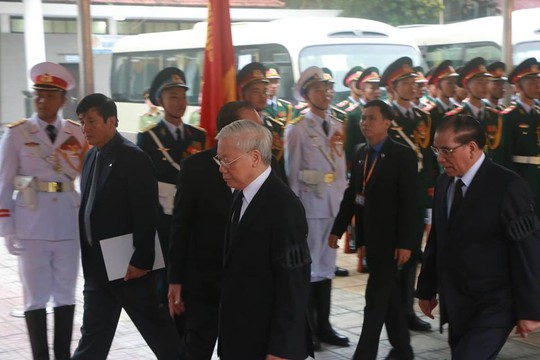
[46,124,57,143]
[175,128,182,141]
[406,110,413,121]
[322,120,329,136]
[477,110,484,122]
[366,148,376,171]
[230,190,244,236]
[83,151,101,245]
[449,179,464,226]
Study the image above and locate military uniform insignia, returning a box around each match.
[445,106,463,116]
[7,118,28,128]
[160,127,167,136]
[59,136,82,151]
[185,141,202,156]
[501,105,516,115]
[336,99,349,108]
[67,119,81,126]
[139,123,157,133]
[519,124,530,129]
[330,132,344,158]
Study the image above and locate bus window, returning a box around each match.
[129,55,160,101]
[424,45,465,68]
[163,50,204,105]
[300,44,421,94]
[235,44,293,99]
[463,43,500,64]
[111,55,130,101]
[515,41,540,64]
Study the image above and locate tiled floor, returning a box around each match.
[1,238,539,359]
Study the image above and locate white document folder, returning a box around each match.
[100,233,165,281]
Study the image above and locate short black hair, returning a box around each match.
[436,114,486,148]
[363,99,394,121]
[216,100,256,132]
[76,93,118,127]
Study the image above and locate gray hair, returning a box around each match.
[216,120,273,165]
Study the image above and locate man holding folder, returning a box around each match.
[72,93,180,360]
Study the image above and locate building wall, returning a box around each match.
[0,33,110,125]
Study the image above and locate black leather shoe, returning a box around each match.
[318,330,350,347]
[334,266,349,277]
[407,314,432,332]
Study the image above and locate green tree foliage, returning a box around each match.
[285,0,444,26]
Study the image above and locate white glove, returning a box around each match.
[4,234,24,256]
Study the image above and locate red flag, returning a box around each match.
[199,0,236,147]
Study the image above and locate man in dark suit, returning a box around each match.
[416,114,540,359]
[215,120,312,360]
[137,67,206,306]
[72,93,180,360]
[329,100,417,360]
[167,100,262,360]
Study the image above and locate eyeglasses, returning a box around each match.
[431,143,466,157]
[213,153,249,168]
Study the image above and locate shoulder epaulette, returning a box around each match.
[66,119,81,126]
[266,116,285,127]
[423,103,436,112]
[414,107,430,116]
[535,104,540,112]
[486,106,500,114]
[345,103,359,112]
[289,115,304,125]
[331,106,346,116]
[6,118,27,128]
[188,124,207,133]
[336,99,349,108]
[445,106,463,116]
[278,98,291,105]
[501,105,516,115]
[139,123,157,133]
[330,114,343,123]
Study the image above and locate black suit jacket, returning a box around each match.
[218,171,312,360]
[79,133,159,284]
[417,157,540,334]
[332,137,419,265]
[168,147,231,305]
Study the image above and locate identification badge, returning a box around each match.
[355,194,365,207]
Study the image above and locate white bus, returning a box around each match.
[110,17,422,139]
[399,8,540,69]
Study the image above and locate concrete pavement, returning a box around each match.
[1,238,539,359]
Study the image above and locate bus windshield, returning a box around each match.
[300,44,421,93]
[515,41,540,64]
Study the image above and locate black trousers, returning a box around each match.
[72,272,181,360]
[449,325,513,360]
[181,301,219,360]
[353,261,413,360]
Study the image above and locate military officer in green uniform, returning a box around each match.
[343,67,381,166]
[263,64,293,125]
[381,57,434,332]
[413,66,431,109]
[484,61,508,111]
[423,60,459,137]
[446,57,504,163]
[501,57,540,217]
[335,66,364,112]
[237,62,287,181]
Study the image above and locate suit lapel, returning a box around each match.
[223,172,274,264]
[80,147,97,203]
[450,158,490,230]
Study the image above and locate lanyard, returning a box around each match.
[362,150,378,191]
